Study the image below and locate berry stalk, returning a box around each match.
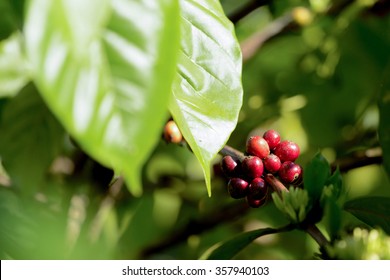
[220,145,246,161]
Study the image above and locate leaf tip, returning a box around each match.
[123,168,143,197]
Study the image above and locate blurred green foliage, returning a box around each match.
[1,0,390,260]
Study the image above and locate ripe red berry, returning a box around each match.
[263,154,282,173]
[221,156,240,177]
[246,136,270,159]
[278,161,302,184]
[227,178,249,199]
[248,177,268,200]
[242,156,264,179]
[274,140,300,162]
[246,195,267,208]
[163,120,182,144]
[263,129,280,150]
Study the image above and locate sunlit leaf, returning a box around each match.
[24,0,180,196]
[170,0,243,196]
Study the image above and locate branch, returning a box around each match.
[140,201,249,258]
[305,224,330,248]
[331,147,382,172]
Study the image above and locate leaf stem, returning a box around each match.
[264,173,288,196]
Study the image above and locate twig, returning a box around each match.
[241,12,295,63]
[140,201,249,258]
[305,224,330,248]
[264,173,287,195]
[89,176,124,242]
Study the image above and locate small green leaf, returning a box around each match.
[344,197,390,235]
[25,0,180,196]
[272,187,309,223]
[0,83,64,194]
[304,152,330,202]
[200,225,294,260]
[170,0,243,196]
[0,33,30,97]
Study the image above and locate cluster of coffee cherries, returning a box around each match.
[221,130,302,208]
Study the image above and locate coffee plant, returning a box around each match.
[1,0,390,260]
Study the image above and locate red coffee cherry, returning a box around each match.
[248,177,268,200]
[227,178,249,199]
[246,136,270,159]
[263,154,282,173]
[263,129,281,150]
[242,156,264,179]
[163,120,182,144]
[278,161,302,184]
[221,155,240,178]
[246,195,267,208]
[274,140,300,162]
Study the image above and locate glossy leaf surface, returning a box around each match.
[170,0,243,196]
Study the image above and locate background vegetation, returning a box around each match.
[0,0,390,259]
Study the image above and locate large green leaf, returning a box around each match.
[24,0,180,196]
[170,0,243,196]
[0,33,30,97]
[200,225,294,260]
[0,83,64,194]
[344,196,390,235]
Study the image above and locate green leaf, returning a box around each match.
[200,225,294,260]
[378,71,390,180]
[304,152,330,202]
[344,196,390,235]
[0,83,64,194]
[0,0,23,40]
[0,188,37,258]
[271,187,309,224]
[170,0,243,196]
[0,33,30,97]
[24,0,180,196]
